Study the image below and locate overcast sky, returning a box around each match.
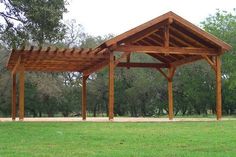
[63,0,236,36]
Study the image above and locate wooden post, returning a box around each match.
[216,56,222,120]
[19,65,25,121]
[168,67,174,120]
[108,52,115,120]
[82,75,88,120]
[11,73,17,121]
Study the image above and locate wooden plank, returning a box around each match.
[114,45,218,56]
[117,62,169,68]
[19,65,25,121]
[216,56,222,120]
[11,73,16,121]
[82,75,88,120]
[108,52,115,120]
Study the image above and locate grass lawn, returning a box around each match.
[0,121,236,157]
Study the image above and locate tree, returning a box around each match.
[201,9,236,114]
[0,0,67,47]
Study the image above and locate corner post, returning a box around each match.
[19,65,25,121]
[215,56,222,120]
[168,67,175,120]
[108,51,115,120]
[11,73,17,121]
[82,75,88,120]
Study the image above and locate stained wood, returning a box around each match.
[117,62,169,68]
[127,53,131,69]
[170,12,231,51]
[115,45,218,56]
[216,56,222,120]
[164,24,170,48]
[108,52,114,120]
[170,56,203,67]
[114,52,131,67]
[11,73,16,120]
[168,67,175,120]
[11,55,21,75]
[83,59,109,76]
[82,75,88,120]
[202,55,216,72]
[19,65,25,120]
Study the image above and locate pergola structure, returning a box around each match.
[7,11,231,121]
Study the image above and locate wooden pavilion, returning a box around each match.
[7,11,231,121]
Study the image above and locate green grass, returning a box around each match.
[0,121,236,157]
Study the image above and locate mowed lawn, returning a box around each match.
[0,121,236,157]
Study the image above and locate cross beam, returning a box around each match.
[114,45,218,56]
[117,62,169,68]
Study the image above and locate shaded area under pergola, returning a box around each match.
[7,11,231,121]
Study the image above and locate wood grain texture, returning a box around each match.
[82,75,88,120]
[11,73,16,120]
[108,52,115,120]
[19,65,25,121]
[216,56,222,120]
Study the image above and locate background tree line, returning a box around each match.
[0,1,235,117]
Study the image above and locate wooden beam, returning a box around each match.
[157,68,169,80]
[11,56,21,75]
[82,75,88,120]
[19,64,25,121]
[148,53,171,63]
[164,24,170,48]
[131,29,160,44]
[108,52,115,120]
[170,55,203,67]
[117,62,169,68]
[83,59,109,76]
[168,67,175,120]
[114,52,131,67]
[114,45,218,56]
[202,55,216,72]
[112,20,168,45]
[127,53,131,69]
[11,73,17,121]
[169,26,208,48]
[215,56,222,120]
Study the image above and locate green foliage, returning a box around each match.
[0,0,67,47]
[201,9,236,114]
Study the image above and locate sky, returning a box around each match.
[63,0,236,36]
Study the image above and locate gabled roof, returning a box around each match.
[99,11,231,51]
